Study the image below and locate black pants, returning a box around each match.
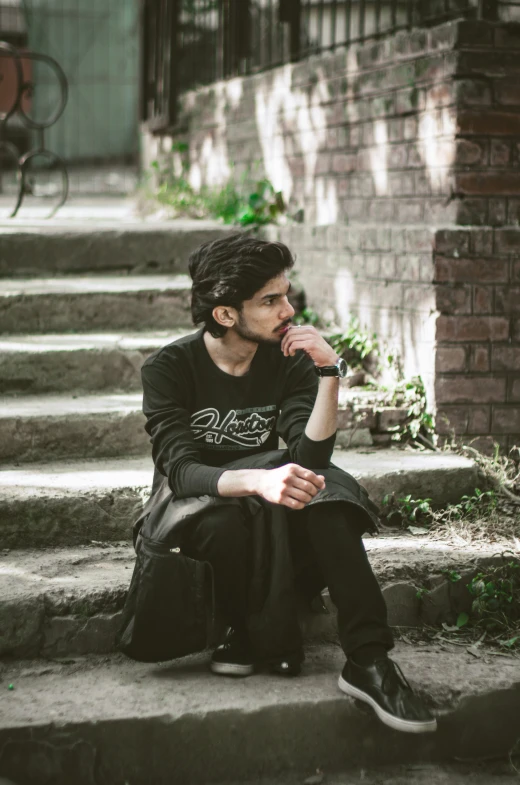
[181,500,394,657]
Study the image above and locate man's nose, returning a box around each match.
[281,296,295,319]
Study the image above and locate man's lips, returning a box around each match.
[277,323,292,335]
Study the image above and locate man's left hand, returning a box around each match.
[281,325,339,367]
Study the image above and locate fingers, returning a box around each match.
[291,464,326,490]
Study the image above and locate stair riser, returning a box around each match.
[0,226,231,277]
[1,683,519,783]
[0,411,148,463]
[0,348,157,394]
[0,290,192,334]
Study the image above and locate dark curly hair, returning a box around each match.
[188,233,295,338]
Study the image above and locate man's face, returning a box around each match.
[233,273,295,345]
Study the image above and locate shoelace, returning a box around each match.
[380,658,413,695]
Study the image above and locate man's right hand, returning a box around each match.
[256,463,325,509]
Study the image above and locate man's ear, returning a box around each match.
[212,305,237,329]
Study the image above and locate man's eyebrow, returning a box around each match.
[260,282,292,301]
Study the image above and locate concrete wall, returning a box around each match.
[142,18,520,451]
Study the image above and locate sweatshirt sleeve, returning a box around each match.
[141,351,226,498]
[276,351,337,470]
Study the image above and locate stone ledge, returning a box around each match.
[0,534,505,658]
[0,450,478,546]
[0,222,231,277]
[1,643,519,784]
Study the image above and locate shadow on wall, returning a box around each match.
[176,46,456,226]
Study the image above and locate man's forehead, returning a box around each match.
[254,274,290,298]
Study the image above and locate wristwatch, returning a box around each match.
[315,358,348,378]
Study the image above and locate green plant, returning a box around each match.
[293,307,321,327]
[382,493,433,531]
[328,318,380,366]
[141,155,285,227]
[385,376,436,449]
[467,557,520,639]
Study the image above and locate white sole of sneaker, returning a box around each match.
[338,674,438,734]
[210,661,255,677]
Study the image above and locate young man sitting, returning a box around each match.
[139,233,436,735]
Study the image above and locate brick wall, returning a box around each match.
[142,17,520,450]
[434,226,520,452]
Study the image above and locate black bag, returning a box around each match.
[116,534,215,663]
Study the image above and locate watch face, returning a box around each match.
[337,358,348,378]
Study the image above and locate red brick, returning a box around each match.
[509,378,520,400]
[457,51,520,77]
[473,285,493,314]
[495,286,520,314]
[436,376,506,404]
[332,154,357,174]
[465,435,508,455]
[436,316,510,341]
[435,257,508,283]
[457,111,520,136]
[492,407,520,433]
[455,172,520,197]
[489,199,507,226]
[490,139,511,166]
[470,229,493,256]
[436,407,469,435]
[454,79,492,107]
[491,346,520,371]
[470,345,490,372]
[495,26,520,49]
[457,20,494,47]
[455,199,488,227]
[495,79,520,106]
[436,285,472,315]
[378,408,409,432]
[468,406,491,433]
[435,346,467,373]
[434,230,470,255]
[454,139,486,166]
[495,229,520,253]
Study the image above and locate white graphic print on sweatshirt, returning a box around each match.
[190,405,277,449]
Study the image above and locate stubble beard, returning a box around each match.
[235,312,283,346]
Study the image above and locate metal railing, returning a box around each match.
[142,0,499,132]
[0,40,69,217]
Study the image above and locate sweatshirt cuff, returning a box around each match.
[294,431,336,470]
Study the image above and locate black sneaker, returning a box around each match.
[210,627,255,677]
[338,657,437,734]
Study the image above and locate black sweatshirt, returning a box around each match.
[141,328,337,498]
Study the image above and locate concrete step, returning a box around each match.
[0,330,190,394]
[0,390,433,463]
[0,451,478,547]
[1,644,519,785]
[0,536,508,658]
[0,392,147,463]
[0,220,231,277]
[0,275,192,333]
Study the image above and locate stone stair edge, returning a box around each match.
[1,643,519,785]
[0,536,511,658]
[0,450,478,548]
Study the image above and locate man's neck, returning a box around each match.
[203,330,258,377]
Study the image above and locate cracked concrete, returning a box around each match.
[0,537,513,657]
[0,220,231,277]
[0,330,189,394]
[0,451,478,545]
[0,275,192,334]
[0,644,519,784]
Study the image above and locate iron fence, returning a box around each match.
[142,0,500,131]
